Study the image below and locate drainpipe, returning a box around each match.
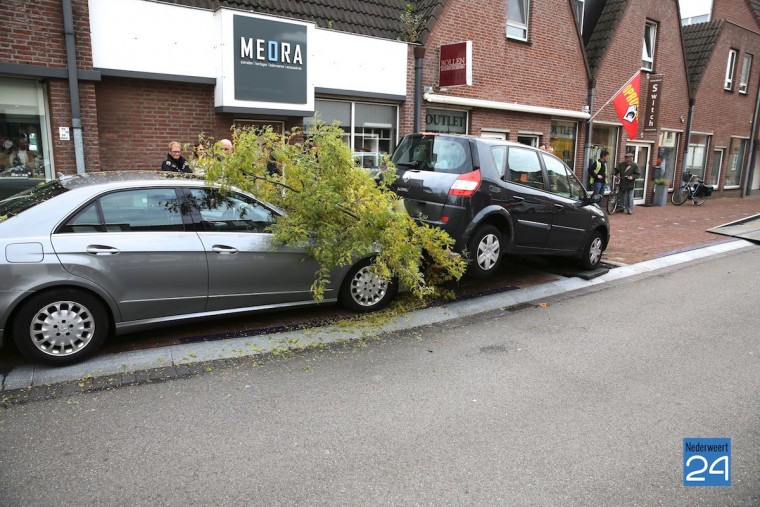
[413,45,426,133]
[680,97,695,180]
[742,77,760,196]
[582,79,595,185]
[62,0,85,174]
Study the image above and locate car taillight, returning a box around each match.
[449,169,481,197]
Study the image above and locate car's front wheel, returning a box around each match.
[579,231,604,270]
[467,225,503,278]
[339,259,397,313]
[12,289,109,366]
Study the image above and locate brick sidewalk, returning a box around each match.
[603,194,760,265]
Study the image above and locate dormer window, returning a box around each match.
[739,53,752,94]
[725,49,737,91]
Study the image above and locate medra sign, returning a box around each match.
[234,15,307,104]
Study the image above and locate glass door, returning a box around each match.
[626,144,650,204]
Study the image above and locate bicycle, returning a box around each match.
[671,171,713,206]
[605,174,623,214]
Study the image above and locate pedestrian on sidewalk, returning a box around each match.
[614,152,640,214]
[161,141,192,173]
[587,149,609,197]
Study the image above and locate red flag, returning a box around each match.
[612,71,641,140]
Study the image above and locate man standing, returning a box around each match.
[614,152,640,214]
[587,150,609,197]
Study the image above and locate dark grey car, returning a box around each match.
[390,134,610,278]
[0,172,395,365]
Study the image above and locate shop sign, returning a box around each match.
[425,109,467,133]
[439,41,472,88]
[644,75,663,132]
[234,15,307,104]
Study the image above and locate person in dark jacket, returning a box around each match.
[161,141,191,173]
[614,152,640,214]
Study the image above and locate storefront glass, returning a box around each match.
[657,130,680,185]
[305,99,397,173]
[0,77,52,181]
[550,120,578,170]
[725,137,746,187]
[590,125,618,169]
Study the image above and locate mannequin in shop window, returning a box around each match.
[9,138,39,176]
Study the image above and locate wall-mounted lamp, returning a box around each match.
[679,115,685,123]
[581,105,590,113]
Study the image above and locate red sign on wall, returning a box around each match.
[439,41,472,88]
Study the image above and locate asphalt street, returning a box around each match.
[1,246,758,505]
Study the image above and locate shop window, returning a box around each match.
[305,99,397,174]
[550,120,578,170]
[642,21,657,71]
[710,149,723,187]
[739,53,752,94]
[507,0,530,41]
[725,49,737,91]
[591,125,619,166]
[685,134,709,179]
[657,130,680,186]
[725,138,746,187]
[0,77,52,180]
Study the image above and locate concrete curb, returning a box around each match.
[1,239,755,394]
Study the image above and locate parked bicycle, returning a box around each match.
[671,171,713,206]
[605,174,623,214]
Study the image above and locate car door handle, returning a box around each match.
[86,245,120,255]
[511,196,525,202]
[211,245,239,254]
[554,204,564,210]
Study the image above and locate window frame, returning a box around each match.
[642,21,657,72]
[725,49,738,91]
[739,53,752,94]
[506,0,530,42]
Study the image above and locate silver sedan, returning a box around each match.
[0,172,396,366]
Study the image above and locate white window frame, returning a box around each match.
[506,0,530,41]
[574,0,585,32]
[725,49,737,91]
[739,53,752,94]
[642,21,657,71]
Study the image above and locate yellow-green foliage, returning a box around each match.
[197,123,466,300]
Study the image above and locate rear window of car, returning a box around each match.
[0,180,68,223]
[391,136,472,175]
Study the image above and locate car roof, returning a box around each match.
[57,171,205,190]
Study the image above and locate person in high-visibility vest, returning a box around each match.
[588,150,609,196]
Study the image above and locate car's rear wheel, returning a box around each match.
[467,225,503,279]
[339,258,397,313]
[12,289,109,366]
[579,231,604,270]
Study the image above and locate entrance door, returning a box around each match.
[626,144,650,205]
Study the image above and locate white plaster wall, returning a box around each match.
[88,0,407,98]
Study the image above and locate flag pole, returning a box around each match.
[588,70,641,122]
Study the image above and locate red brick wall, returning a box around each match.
[712,0,759,30]
[1,0,98,174]
[593,0,690,201]
[401,0,590,172]
[690,20,760,192]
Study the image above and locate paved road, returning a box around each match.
[0,248,758,505]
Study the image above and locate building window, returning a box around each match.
[739,53,752,94]
[425,108,468,134]
[642,21,657,71]
[507,0,530,41]
[725,137,746,187]
[685,134,709,179]
[725,49,737,91]
[304,99,398,174]
[574,0,584,32]
[657,130,680,186]
[710,149,723,187]
[550,120,578,170]
[0,77,52,180]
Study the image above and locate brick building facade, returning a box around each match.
[1,0,758,200]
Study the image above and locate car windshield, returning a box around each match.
[0,180,68,223]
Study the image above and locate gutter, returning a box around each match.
[423,93,591,120]
[743,76,760,196]
[62,0,85,174]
